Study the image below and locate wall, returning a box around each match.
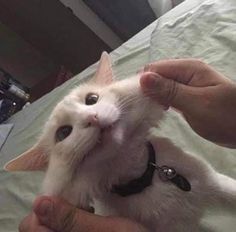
[148,0,185,18]
[59,0,123,49]
[0,0,112,74]
[0,22,58,88]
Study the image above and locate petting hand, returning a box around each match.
[19,196,147,232]
[140,59,236,147]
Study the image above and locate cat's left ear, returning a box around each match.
[93,51,114,85]
[4,144,48,171]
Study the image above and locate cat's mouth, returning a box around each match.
[99,123,117,143]
[96,120,124,147]
[82,120,124,163]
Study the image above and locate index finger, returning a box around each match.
[144,59,224,86]
[19,213,53,232]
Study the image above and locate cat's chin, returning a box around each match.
[96,124,123,148]
[81,122,147,165]
[88,123,124,153]
[80,127,118,164]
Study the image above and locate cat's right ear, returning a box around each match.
[93,51,114,85]
[4,144,48,171]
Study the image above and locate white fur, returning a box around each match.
[37,75,236,231]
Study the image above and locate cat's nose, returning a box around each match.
[87,114,99,127]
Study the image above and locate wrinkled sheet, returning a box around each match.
[0,124,13,150]
[0,0,236,231]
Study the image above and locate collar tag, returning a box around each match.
[149,163,191,192]
[112,142,191,197]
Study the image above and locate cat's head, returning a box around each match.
[4,52,164,171]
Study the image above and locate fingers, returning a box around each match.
[33,196,147,232]
[144,59,227,86]
[19,214,32,232]
[140,72,202,112]
[19,213,53,232]
[140,72,178,107]
[144,59,202,84]
[140,58,231,113]
[33,196,112,232]
[33,196,79,232]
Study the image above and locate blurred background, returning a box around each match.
[0,0,184,122]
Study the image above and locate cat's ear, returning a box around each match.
[93,51,114,85]
[4,144,48,171]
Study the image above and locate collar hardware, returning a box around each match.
[112,142,191,197]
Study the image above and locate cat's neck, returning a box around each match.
[78,130,152,194]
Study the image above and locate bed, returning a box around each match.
[1,0,236,231]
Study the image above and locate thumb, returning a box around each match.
[33,196,80,232]
[33,196,147,232]
[140,72,200,111]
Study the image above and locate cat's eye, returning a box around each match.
[55,125,73,142]
[85,93,99,105]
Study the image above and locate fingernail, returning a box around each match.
[142,75,159,89]
[137,68,144,75]
[35,199,52,217]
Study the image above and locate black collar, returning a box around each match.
[111,142,156,197]
[111,142,191,197]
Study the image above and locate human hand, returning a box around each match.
[19,196,147,232]
[140,59,236,147]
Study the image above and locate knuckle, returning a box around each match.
[202,92,214,108]
[185,58,203,64]
[18,224,24,232]
[144,63,155,72]
[19,219,28,232]
[191,58,205,65]
[165,80,178,105]
[188,59,212,79]
[191,59,209,72]
[62,207,78,232]
[144,64,151,72]
[18,214,34,232]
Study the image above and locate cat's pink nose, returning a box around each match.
[87,114,99,127]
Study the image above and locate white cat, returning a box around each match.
[5,52,236,232]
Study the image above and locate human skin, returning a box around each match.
[140,59,236,148]
[19,196,147,232]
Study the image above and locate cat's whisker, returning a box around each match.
[118,96,149,110]
[118,95,143,106]
[69,137,92,165]
[120,93,150,104]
